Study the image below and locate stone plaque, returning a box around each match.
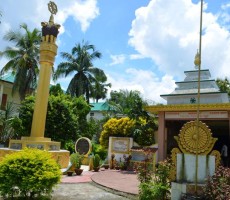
[49,145,59,151]
[10,143,22,150]
[75,137,91,155]
[112,138,130,153]
[26,144,44,150]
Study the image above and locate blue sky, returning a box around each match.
[0,0,230,104]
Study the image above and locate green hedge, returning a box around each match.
[0,148,61,199]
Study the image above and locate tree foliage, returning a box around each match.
[54,40,110,103]
[0,102,17,146]
[108,90,148,116]
[216,77,230,96]
[90,74,111,102]
[105,89,158,147]
[49,83,64,96]
[0,148,61,199]
[11,94,91,147]
[99,117,135,148]
[0,23,41,100]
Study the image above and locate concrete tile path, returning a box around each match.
[59,166,139,199]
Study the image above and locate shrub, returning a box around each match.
[138,158,171,200]
[139,182,170,200]
[91,143,107,161]
[64,140,75,154]
[70,152,83,169]
[0,148,61,199]
[203,166,230,200]
[93,154,101,168]
[99,117,135,148]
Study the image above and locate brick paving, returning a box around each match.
[61,170,96,183]
[91,170,139,195]
[61,167,139,196]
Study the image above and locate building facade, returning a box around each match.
[146,68,230,161]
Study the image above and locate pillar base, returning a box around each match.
[9,137,60,151]
[0,148,69,168]
[171,182,205,200]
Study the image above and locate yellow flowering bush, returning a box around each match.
[0,148,61,199]
[100,117,135,148]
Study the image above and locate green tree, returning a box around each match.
[11,94,91,147]
[216,77,230,96]
[108,90,148,116]
[0,23,41,100]
[49,83,64,96]
[0,102,17,146]
[90,74,111,102]
[107,89,157,146]
[54,40,107,103]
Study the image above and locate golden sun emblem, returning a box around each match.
[174,121,217,155]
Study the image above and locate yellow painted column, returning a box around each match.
[30,41,57,139]
[30,15,59,139]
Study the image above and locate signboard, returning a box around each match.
[111,138,130,153]
[75,137,91,155]
[165,111,228,119]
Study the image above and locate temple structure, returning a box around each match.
[146,65,230,161]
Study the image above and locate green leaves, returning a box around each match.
[0,23,41,100]
[11,93,91,148]
[54,41,110,103]
[0,148,61,198]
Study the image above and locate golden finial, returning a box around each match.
[194,50,200,69]
[48,1,58,25]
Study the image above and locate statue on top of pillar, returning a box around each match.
[41,1,60,43]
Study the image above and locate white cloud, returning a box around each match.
[219,3,230,30]
[129,0,230,80]
[109,54,126,66]
[107,68,176,104]
[56,0,99,32]
[0,0,99,69]
[0,0,99,40]
[129,54,146,60]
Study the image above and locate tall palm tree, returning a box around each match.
[0,23,41,100]
[90,74,111,102]
[54,41,106,103]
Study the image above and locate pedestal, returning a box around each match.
[0,147,69,168]
[171,182,205,200]
[176,154,215,183]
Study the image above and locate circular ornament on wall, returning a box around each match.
[174,120,217,155]
[75,137,92,156]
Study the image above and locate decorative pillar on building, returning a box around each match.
[158,111,166,161]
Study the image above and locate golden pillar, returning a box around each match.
[30,21,58,139]
[4,2,70,168]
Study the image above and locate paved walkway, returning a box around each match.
[60,166,139,199]
[52,183,130,200]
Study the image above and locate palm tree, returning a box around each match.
[54,41,106,103]
[0,23,41,100]
[90,74,111,102]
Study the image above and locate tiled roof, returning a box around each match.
[90,102,111,111]
[0,72,15,83]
